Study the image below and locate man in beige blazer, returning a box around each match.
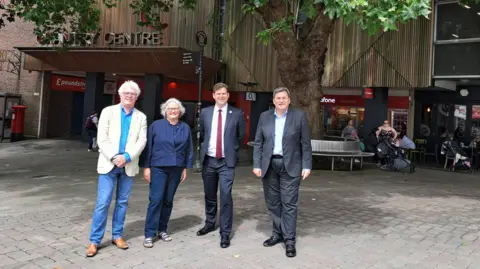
[86,80,147,257]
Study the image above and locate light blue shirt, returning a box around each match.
[273,109,287,155]
[119,105,133,163]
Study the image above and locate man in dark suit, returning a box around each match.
[253,87,312,258]
[196,82,246,248]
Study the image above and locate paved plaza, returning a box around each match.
[1,140,480,268]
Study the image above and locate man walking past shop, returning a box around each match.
[86,80,147,257]
[253,87,312,258]
[196,82,246,249]
[85,111,99,152]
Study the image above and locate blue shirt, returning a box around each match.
[143,119,193,168]
[119,105,133,163]
[273,110,287,155]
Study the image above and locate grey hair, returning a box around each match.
[118,80,141,96]
[160,98,186,118]
[272,87,291,98]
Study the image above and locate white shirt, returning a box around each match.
[207,104,228,158]
[273,109,287,155]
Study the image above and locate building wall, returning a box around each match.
[0,14,42,137]
[221,4,433,91]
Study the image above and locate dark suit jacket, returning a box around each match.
[253,108,312,178]
[199,105,246,168]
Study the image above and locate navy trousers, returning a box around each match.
[202,156,235,235]
[144,166,183,238]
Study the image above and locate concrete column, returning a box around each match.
[37,71,51,138]
[407,88,415,138]
[362,87,389,138]
[142,74,164,125]
[82,72,104,141]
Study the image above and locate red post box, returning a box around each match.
[10,105,27,142]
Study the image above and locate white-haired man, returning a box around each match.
[86,80,147,257]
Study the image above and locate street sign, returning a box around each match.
[182,52,193,64]
[182,52,200,65]
[245,92,256,101]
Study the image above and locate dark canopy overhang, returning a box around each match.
[15,46,222,82]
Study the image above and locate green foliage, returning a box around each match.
[0,0,197,45]
[1,0,102,44]
[243,0,432,43]
[129,0,195,29]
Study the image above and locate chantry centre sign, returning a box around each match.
[36,31,164,47]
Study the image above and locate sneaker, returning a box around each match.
[143,237,153,248]
[158,232,172,242]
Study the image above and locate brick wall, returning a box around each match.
[0,17,42,137]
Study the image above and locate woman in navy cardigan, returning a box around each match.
[142,98,193,248]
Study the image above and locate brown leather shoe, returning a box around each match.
[112,238,129,249]
[86,243,97,257]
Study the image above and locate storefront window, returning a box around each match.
[390,109,408,136]
[419,104,433,137]
[436,3,480,41]
[436,104,449,137]
[325,106,364,136]
[472,105,480,136]
[454,105,466,138]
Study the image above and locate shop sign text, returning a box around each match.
[320,97,336,104]
[37,31,164,47]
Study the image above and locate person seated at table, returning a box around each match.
[469,135,480,148]
[341,120,359,140]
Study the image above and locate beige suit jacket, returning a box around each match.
[96,104,147,176]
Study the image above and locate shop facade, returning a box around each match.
[321,93,409,138]
[43,73,249,139]
[413,1,480,153]
[415,87,480,147]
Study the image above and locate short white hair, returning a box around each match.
[118,80,141,96]
[160,98,186,118]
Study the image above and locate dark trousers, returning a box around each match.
[87,129,97,149]
[263,157,301,245]
[144,166,183,238]
[202,156,235,235]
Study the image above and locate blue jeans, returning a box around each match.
[144,166,183,238]
[89,167,134,245]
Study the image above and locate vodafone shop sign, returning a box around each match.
[320,97,336,103]
[51,74,116,94]
[319,95,409,109]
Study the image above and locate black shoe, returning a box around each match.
[196,226,215,236]
[286,244,296,258]
[220,234,230,248]
[263,235,283,247]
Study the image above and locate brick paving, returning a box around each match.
[1,140,480,268]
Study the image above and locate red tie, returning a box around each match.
[216,109,223,159]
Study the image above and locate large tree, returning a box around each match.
[0,0,433,138]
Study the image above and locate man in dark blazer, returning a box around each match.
[196,82,246,249]
[253,87,312,258]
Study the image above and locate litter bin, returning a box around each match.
[10,105,27,142]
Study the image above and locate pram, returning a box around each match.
[376,133,415,173]
[440,139,476,173]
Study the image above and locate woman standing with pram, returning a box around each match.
[375,120,398,168]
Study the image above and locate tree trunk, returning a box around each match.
[256,2,335,139]
[281,69,325,139]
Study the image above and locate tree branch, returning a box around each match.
[255,0,299,83]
